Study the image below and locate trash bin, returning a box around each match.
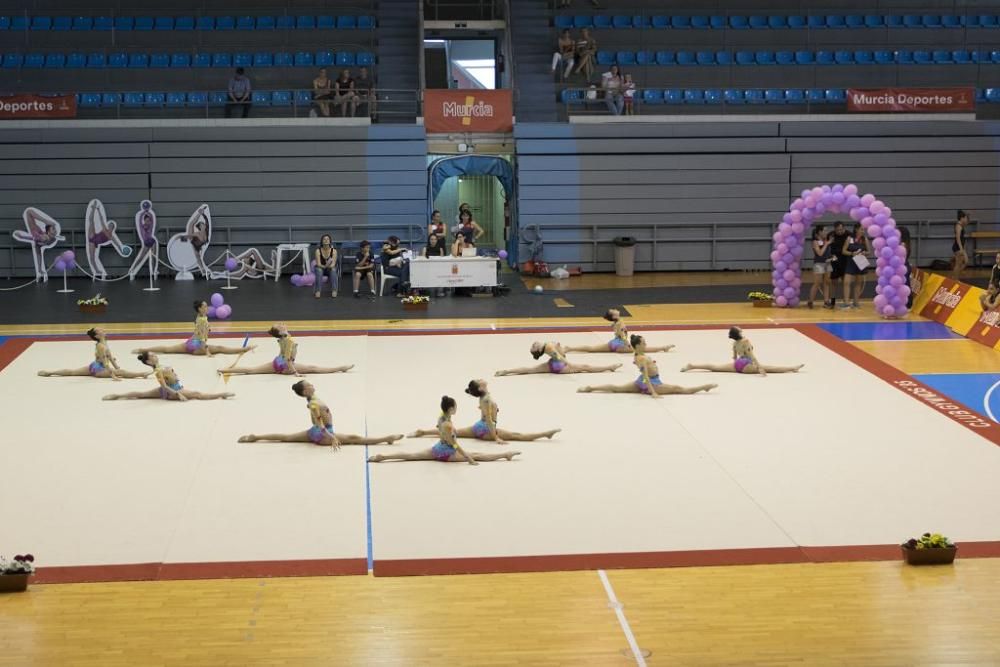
[613,236,636,277]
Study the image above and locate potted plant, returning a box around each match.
[77,293,108,314]
[401,295,430,311]
[748,291,774,308]
[901,533,957,565]
[0,554,35,593]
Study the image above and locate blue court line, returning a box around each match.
[0,337,7,347]
[913,372,1000,423]
[817,321,961,341]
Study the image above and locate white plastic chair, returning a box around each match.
[377,258,398,296]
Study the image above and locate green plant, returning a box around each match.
[77,293,108,306]
[903,533,955,550]
[1,554,35,575]
[747,291,774,302]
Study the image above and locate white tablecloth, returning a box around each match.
[408,256,498,288]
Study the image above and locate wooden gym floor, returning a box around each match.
[2,298,1000,666]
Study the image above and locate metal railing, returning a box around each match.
[561,87,846,116]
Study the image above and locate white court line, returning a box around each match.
[598,569,647,666]
[983,379,1000,424]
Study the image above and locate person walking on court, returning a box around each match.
[953,209,970,278]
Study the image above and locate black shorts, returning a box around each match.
[830,261,845,280]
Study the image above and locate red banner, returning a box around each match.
[919,278,972,324]
[424,89,513,133]
[0,94,77,119]
[846,87,975,112]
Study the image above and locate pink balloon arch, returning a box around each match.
[770,183,909,318]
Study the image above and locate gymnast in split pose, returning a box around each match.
[369,396,519,464]
[238,380,402,448]
[681,326,804,377]
[408,379,561,443]
[103,352,233,401]
[579,334,716,397]
[494,342,621,376]
[38,328,151,380]
[134,300,251,357]
[221,324,353,377]
[565,308,675,354]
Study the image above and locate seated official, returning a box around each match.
[424,233,448,258]
[452,232,476,257]
[381,235,410,294]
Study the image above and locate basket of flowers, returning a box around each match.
[0,554,35,593]
[401,295,430,311]
[901,533,957,565]
[748,291,774,308]
[77,294,108,314]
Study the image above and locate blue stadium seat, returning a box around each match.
[775,51,794,65]
[735,51,754,65]
[555,15,573,29]
[216,16,236,30]
[237,16,255,30]
[274,52,293,67]
[716,51,733,65]
[129,53,149,68]
[52,16,71,30]
[212,53,232,68]
[253,52,273,67]
[154,17,173,30]
[616,51,636,65]
[66,53,86,68]
[902,15,921,28]
[942,15,962,28]
[197,17,215,30]
[795,51,814,65]
[895,49,913,64]
[913,50,932,64]
[175,17,194,30]
[748,15,767,29]
[805,88,825,103]
[874,50,894,64]
[826,15,846,28]
[272,91,292,106]
[596,51,614,65]
[144,93,165,107]
[316,50,335,66]
[187,91,207,106]
[991,50,1000,63]
[23,53,44,68]
[102,93,121,107]
[10,16,27,30]
[316,15,335,29]
[709,16,726,29]
[729,16,748,29]
[953,50,971,64]
[676,51,695,65]
[864,15,883,28]
[592,15,610,28]
[357,52,375,66]
[825,89,846,103]
[641,89,662,104]
[971,50,990,64]
[671,15,690,29]
[664,89,683,104]
[256,16,275,30]
[86,53,105,68]
[855,50,874,64]
[845,15,864,28]
[765,89,784,103]
[978,15,998,28]
[134,17,154,31]
[834,50,853,64]
[560,89,583,104]
[612,15,631,28]
[71,16,92,30]
[691,16,710,29]
[684,89,704,104]
[655,50,675,65]
[3,53,23,68]
[573,16,592,28]
[44,54,65,68]
[275,15,293,29]
[704,89,722,104]
[636,50,655,65]
[768,16,787,29]
[252,91,270,106]
[650,15,669,29]
[696,51,715,65]
[192,53,211,67]
[807,16,825,29]
[31,16,52,30]
[359,16,376,29]
[295,90,313,107]
[785,89,805,104]
[922,14,942,28]
[724,89,744,104]
[755,51,775,65]
[0,16,12,30]
[336,52,355,66]
[745,89,765,104]
[294,51,314,67]
[79,93,101,107]
[932,49,952,63]
[234,53,252,68]
[815,51,835,65]
[123,92,144,107]
[987,88,1000,103]
[977,88,987,103]
[114,16,133,31]
[150,53,169,68]
[166,92,186,108]
[631,15,650,29]
[787,15,806,29]
[171,53,191,68]
[209,91,228,106]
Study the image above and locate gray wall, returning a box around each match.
[515,120,1000,270]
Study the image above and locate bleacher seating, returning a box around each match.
[554,13,1000,30]
[545,48,1000,67]
[0,14,376,31]
[0,50,377,70]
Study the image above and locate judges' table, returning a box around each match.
[408,256,498,288]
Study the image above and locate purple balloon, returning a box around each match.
[815,202,826,214]
[224,257,238,272]
[802,209,815,222]
[776,295,788,307]
[881,247,894,260]
[788,297,800,307]
[65,259,76,270]
[874,294,888,309]
[874,214,888,226]
[782,213,794,225]
[499,250,508,259]
[772,270,781,280]
[846,195,861,208]
[777,279,788,290]
[873,237,886,251]
[882,305,896,317]
[844,184,859,196]
[889,256,903,268]
[61,250,75,261]
[782,253,794,264]
[207,305,217,318]
[210,293,224,307]
[886,235,899,248]
[791,222,804,235]
[775,261,787,272]
[883,286,896,299]
[291,274,302,286]
[868,225,883,238]
[894,305,908,317]
[890,275,904,287]
[783,269,795,281]
[791,246,803,259]
[833,184,844,193]
[54,259,66,272]
[216,304,232,320]
[800,189,811,199]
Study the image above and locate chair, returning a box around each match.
[216,16,235,30]
[971,50,990,64]
[187,91,208,106]
[691,16,710,29]
[815,51,835,65]
[977,88,988,103]
[209,91,228,106]
[150,53,170,68]
[52,16,71,30]
[71,16,92,30]
[336,52,355,66]
[109,52,128,68]
[704,89,722,104]
[922,14,942,28]
[676,51,695,65]
[123,92,144,108]
[724,89,744,104]
[257,16,275,30]
[990,50,1000,63]
[749,15,768,29]
[276,15,294,29]
[165,53,188,68]
[950,50,970,64]
[755,51,776,65]
[274,52,293,67]
[573,15,592,28]
[193,53,211,68]
[795,50,814,65]
[696,51,715,65]
[855,50,874,64]
[825,89,846,103]
[357,52,375,66]
[10,16,27,30]
[44,54,65,68]
[596,51,614,66]
[716,51,733,65]
[236,16,255,30]
[66,53,86,68]
[913,50,932,64]
[234,53,252,68]
[807,16,825,29]
[636,50,655,65]
[317,15,335,29]
[212,53,232,68]
[196,16,215,30]
[633,15,650,29]
[79,93,101,107]
[805,88,825,103]
[710,16,726,29]
[683,89,704,104]
[895,49,913,64]
[787,15,806,29]
[86,53,106,68]
[665,88,683,104]
[295,51,314,67]
[932,50,952,64]
[166,92,187,107]
[655,50,675,65]
[129,53,149,68]
[978,15,998,28]
[941,15,962,29]
[144,93,165,107]
[377,258,399,297]
[253,52,273,67]
[31,16,52,30]
[768,16,788,29]
[845,15,864,28]
[316,50,334,67]
[729,16,748,29]
[154,17,174,30]
[175,17,194,30]
[775,51,794,65]
[735,51,755,65]
[745,89,765,104]
[902,15,921,28]
[864,15,883,28]
[611,15,631,29]
[93,16,112,31]
[555,15,573,29]
[271,91,292,106]
[102,93,121,107]
[874,50,894,64]
[252,91,270,106]
[294,90,313,108]
[826,15,846,28]
[650,15,669,29]
[987,88,1000,103]
[560,89,583,104]
[642,89,662,104]
[114,16,133,31]
[834,50,853,64]
[616,51,636,66]
[2,54,23,68]
[134,17,154,31]
[764,89,784,103]
[785,89,805,104]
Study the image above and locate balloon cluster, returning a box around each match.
[208,292,233,320]
[53,250,76,273]
[290,272,316,287]
[771,184,909,317]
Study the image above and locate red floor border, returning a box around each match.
[0,337,32,372]
[32,558,368,584]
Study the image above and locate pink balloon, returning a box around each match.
[791,198,805,211]
[870,201,885,214]
[790,278,802,289]
[815,202,826,214]
[800,189,811,200]
[883,217,896,229]
[869,225,883,238]
[898,285,911,298]
[789,210,802,223]
[873,237,886,251]
[783,269,795,281]
[882,207,891,218]
[779,223,792,235]
[811,187,824,198]
[844,184,858,196]
[874,294,888,309]
[896,265,907,276]
[770,251,780,263]
[216,305,232,320]
[890,275,904,287]
[882,305,895,317]
[772,232,782,243]
[777,243,788,254]
[861,217,874,227]
[894,245,906,257]
[791,222,804,235]
[804,196,817,208]
[291,274,302,286]
[776,295,788,307]
[861,194,876,206]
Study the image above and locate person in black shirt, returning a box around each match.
[953,209,969,278]
[808,224,832,309]
[981,251,1000,311]
[826,222,850,308]
[899,226,914,309]
[381,235,409,294]
[352,240,375,298]
[355,67,373,118]
[423,233,447,258]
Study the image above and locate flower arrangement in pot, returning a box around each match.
[901,533,957,565]
[0,554,35,593]
[401,295,430,310]
[748,291,774,308]
[77,293,109,314]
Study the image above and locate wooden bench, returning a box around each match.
[971,231,1000,264]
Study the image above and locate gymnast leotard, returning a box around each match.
[306,396,335,445]
[89,361,106,376]
[431,414,458,461]
[155,365,183,398]
[608,320,629,351]
[734,357,752,373]
[634,374,663,394]
[185,315,209,352]
[138,215,156,248]
[733,339,755,373]
[308,424,334,445]
[272,335,297,374]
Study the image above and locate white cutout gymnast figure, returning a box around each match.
[37,327,152,380]
[103,352,234,401]
[221,323,354,377]
[127,200,158,280]
[238,380,403,448]
[84,199,133,280]
[681,326,804,377]
[12,207,64,282]
[369,395,520,464]
[408,379,560,444]
[494,341,621,376]
[578,334,716,397]
[133,300,253,356]
[564,308,675,354]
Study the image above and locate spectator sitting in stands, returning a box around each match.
[573,28,597,82]
[334,69,358,117]
[313,234,338,298]
[622,73,636,115]
[225,67,252,118]
[981,252,1000,311]
[353,240,376,298]
[312,68,333,117]
[552,29,575,79]
[381,235,410,294]
[355,67,374,118]
[603,65,624,115]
